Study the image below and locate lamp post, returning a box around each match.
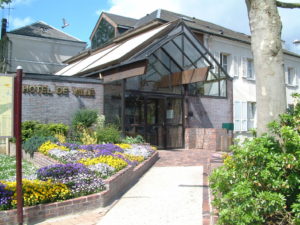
[14,66,23,225]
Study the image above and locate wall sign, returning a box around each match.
[0,75,14,138]
[22,85,96,97]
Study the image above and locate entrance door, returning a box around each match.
[125,94,183,149]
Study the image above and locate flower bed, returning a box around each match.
[0,151,159,225]
[0,141,157,223]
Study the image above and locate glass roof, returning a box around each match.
[55,24,169,76]
[56,20,229,81]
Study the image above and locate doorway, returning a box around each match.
[124,93,183,149]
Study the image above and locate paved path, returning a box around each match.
[38,149,214,225]
[97,166,203,225]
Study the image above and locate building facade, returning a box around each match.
[0,20,86,74]
[57,9,300,147]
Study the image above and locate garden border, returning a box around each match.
[0,151,159,225]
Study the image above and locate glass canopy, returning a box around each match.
[125,22,228,97]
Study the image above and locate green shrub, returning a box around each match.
[71,109,98,129]
[96,125,121,144]
[122,135,145,144]
[21,121,40,142]
[21,121,69,142]
[34,123,69,137]
[209,94,300,225]
[23,136,58,157]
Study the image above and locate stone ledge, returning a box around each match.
[0,151,159,225]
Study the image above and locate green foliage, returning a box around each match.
[96,125,121,144]
[23,136,58,157]
[21,121,40,142]
[122,135,145,144]
[0,0,12,8]
[71,109,98,129]
[21,121,69,142]
[210,95,300,225]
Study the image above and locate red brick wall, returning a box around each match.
[185,128,232,151]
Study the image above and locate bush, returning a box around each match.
[71,109,98,129]
[35,123,69,137]
[122,135,145,144]
[209,94,300,225]
[96,125,121,144]
[21,120,40,142]
[23,136,58,157]
[21,121,69,142]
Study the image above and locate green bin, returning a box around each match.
[222,123,234,131]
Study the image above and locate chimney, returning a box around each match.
[1,18,7,39]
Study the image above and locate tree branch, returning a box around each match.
[276,1,300,8]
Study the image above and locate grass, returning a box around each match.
[0,154,37,180]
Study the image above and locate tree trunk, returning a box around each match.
[246,0,287,135]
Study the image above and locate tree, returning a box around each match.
[245,0,300,135]
[0,0,12,8]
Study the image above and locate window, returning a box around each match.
[220,53,228,72]
[247,102,256,130]
[91,19,115,49]
[287,67,296,85]
[234,101,256,131]
[247,58,255,79]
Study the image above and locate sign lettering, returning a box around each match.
[22,85,96,97]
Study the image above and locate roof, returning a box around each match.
[104,12,138,28]
[56,22,174,76]
[134,9,251,43]
[56,20,230,80]
[8,21,85,43]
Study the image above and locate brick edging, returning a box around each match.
[202,152,225,225]
[0,151,159,225]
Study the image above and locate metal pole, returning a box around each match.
[14,66,23,225]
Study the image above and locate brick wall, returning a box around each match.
[185,128,232,151]
[22,74,103,125]
[186,80,233,129]
[0,151,159,225]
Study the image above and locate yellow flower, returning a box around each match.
[38,141,69,155]
[116,143,132,149]
[78,155,128,171]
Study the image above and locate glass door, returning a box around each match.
[125,93,183,149]
[165,98,183,148]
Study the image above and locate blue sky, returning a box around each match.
[1,0,300,53]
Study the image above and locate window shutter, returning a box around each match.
[242,57,247,78]
[241,102,248,131]
[285,66,288,84]
[213,52,220,74]
[295,68,298,86]
[234,101,241,131]
[233,55,239,77]
[253,62,256,80]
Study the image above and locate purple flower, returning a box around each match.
[0,183,13,209]
[37,163,90,180]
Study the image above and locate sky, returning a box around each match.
[1,0,300,53]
